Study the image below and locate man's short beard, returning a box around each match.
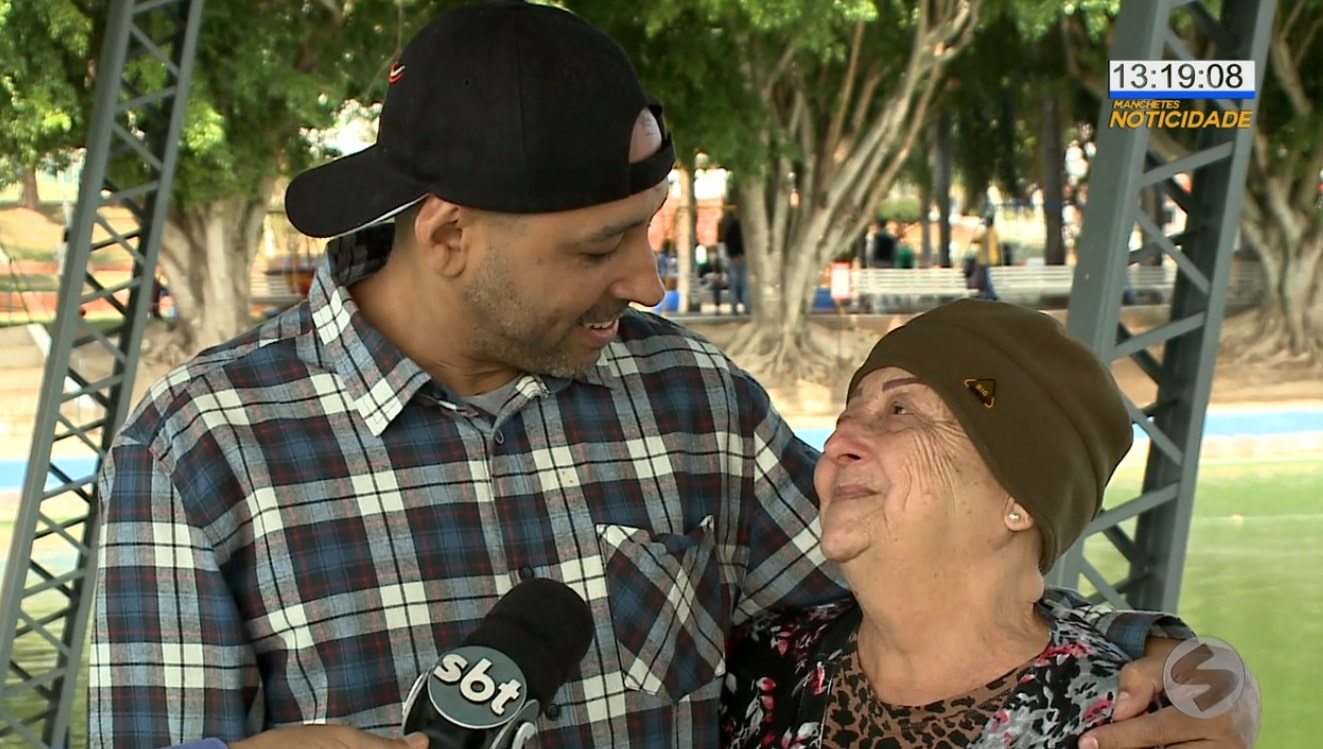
[462,249,600,379]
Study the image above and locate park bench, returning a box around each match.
[987,265,1075,306]
[1227,260,1266,306]
[250,270,304,314]
[1127,264,1176,303]
[851,268,975,312]
[1126,261,1268,307]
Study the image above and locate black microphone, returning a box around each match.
[401,578,595,749]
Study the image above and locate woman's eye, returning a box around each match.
[890,402,910,415]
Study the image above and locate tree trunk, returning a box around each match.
[963,177,988,219]
[935,112,954,267]
[724,2,978,384]
[19,167,40,210]
[1235,214,1323,363]
[1040,96,1066,265]
[156,192,270,359]
[1140,185,1164,265]
[673,168,694,311]
[919,181,934,267]
[728,175,838,386]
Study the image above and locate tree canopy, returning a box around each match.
[0,0,93,204]
[1,0,1318,365]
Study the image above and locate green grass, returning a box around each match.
[1088,458,1323,748]
[0,458,1319,746]
[0,273,60,293]
[0,244,53,263]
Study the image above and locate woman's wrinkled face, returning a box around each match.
[813,367,1023,573]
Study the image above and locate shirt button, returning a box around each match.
[545,703,561,720]
[493,429,505,445]
[518,565,535,581]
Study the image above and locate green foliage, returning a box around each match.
[985,0,1119,40]
[1245,0,1323,184]
[0,0,92,185]
[5,0,1313,243]
[0,0,473,210]
[117,0,472,210]
[877,195,922,223]
[1,0,943,217]
[567,0,920,176]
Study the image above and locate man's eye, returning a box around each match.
[583,248,618,262]
[891,402,911,415]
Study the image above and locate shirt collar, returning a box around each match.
[304,227,620,435]
[306,226,432,435]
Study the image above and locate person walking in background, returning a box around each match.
[966,214,1002,300]
[55,228,69,277]
[718,207,749,314]
[869,218,897,269]
[702,254,725,313]
[894,224,916,269]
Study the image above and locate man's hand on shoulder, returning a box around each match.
[229,725,429,749]
[1081,637,1261,749]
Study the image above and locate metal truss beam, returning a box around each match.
[0,0,205,746]
[1047,0,1276,612]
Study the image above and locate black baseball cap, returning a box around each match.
[285,0,677,239]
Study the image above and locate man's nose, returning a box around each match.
[615,237,665,308]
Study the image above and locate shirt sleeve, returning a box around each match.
[88,437,258,748]
[726,369,849,625]
[1041,586,1196,660]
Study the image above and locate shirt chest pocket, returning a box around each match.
[595,515,729,702]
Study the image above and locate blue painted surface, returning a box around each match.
[1,407,1320,492]
[794,407,1323,452]
[811,287,836,311]
[652,289,680,314]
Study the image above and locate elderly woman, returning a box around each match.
[721,299,1146,748]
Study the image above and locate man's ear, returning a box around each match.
[414,196,468,278]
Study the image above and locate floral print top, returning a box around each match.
[720,598,1139,748]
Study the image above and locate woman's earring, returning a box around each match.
[1008,512,1022,522]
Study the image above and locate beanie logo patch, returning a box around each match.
[963,378,997,409]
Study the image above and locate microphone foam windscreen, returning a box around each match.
[463,578,595,705]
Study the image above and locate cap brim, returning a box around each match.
[284,145,427,239]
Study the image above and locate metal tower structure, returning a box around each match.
[0,0,1275,745]
[0,0,205,746]
[1047,0,1276,612]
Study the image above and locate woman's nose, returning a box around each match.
[823,426,869,464]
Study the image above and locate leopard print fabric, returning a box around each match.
[720,598,1143,749]
[821,632,1030,748]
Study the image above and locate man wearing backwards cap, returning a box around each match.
[88,2,1258,749]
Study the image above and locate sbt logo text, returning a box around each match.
[432,648,526,716]
[1109,103,1254,129]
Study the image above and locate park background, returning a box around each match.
[1,0,1322,745]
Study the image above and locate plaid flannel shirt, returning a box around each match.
[89,228,1187,749]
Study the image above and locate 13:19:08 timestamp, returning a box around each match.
[1109,60,1253,96]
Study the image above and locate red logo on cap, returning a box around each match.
[388,63,406,84]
